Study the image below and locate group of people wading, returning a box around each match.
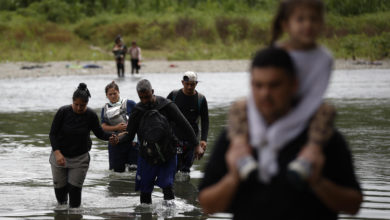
[49,0,363,219]
[49,72,208,208]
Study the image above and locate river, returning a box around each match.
[0,69,389,219]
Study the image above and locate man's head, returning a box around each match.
[250,47,298,125]
[182,71,198,95]
[115,35,122,45]
[136,79,154,104]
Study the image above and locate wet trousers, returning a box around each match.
[108,142,139,172]
[50,152,89,208]
[136,156,177,204]
[131,59,140,74]
[116,62,124,77]
[177,141,195,173]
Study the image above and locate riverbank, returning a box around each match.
[0,59,389,79]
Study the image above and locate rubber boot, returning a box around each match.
[54,186,68,205]
[163,186,174,200]
[140,192,152,204]
[68,184,82,208]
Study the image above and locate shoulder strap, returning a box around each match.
[171,90,179,102]
[197,92,205,111]
[103,103,109,119]
[156,99,172,111]
[120,99,128,110]
[120,99,128,121]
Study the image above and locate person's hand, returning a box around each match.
[132,142,137,147]
[109,134,119,146]
[226,135,252,177]
[309,103,336,146]
[194,145,205,160]
[297,143,325,186]
[54,150,65,166]
[200,141,207,151]
[116,123,127,131]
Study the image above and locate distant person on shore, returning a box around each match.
[128,41,141,75]
[113,79,198,205]
[198,47,362,219]
[112,35,127,77]
[49,83,115,208]
[167,71,208,181]
[101,81,138,172]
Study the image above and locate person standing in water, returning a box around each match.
[114,79,199,205]
[112,35,127,77]
[49,83,115,208]
[198,47,362,219]
[167,71,208,180]
[128,41,141,75]
[229,0,341,187]
[101,81,138,172]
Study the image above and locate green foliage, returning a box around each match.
[0,0,389,61]
[29,0,83,23]
[369,32,390,60]
[325,0,390,16]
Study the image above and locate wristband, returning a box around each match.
[236,156,257,180]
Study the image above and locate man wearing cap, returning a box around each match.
[167,71,209,179]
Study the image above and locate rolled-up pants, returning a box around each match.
[49,152,90,188]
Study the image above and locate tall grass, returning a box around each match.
[0,0,389,61]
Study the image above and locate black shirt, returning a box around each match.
[199,128,361,220]
[125,96,199,149]
[49,105,111,157]
[167,89,209,142]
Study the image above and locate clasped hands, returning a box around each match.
[109,132,127,146]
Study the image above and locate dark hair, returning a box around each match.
[251,47,296,78]
[270,0,325,45]
[105,81,119,94]
[73,83,91,103]
[115,35,122,44]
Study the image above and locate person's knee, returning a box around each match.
[68,167,88,188]
[51,170,67,188]
[53,179,67,189]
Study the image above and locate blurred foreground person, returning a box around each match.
[198,48,362,219]
[115,79,198,204]
[167,71,209,181]
[49,83,115,208]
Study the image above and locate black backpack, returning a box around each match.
[137,101,177,165]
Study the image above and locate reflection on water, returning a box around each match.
[0,69,390,219]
